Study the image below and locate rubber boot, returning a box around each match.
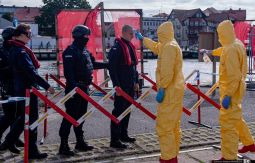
[238,144,255,153]
[159,157,178,163]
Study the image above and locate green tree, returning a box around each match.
[35,0,91,36]
[1,12,13,22]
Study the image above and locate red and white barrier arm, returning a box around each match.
[55,88,76,107]
[49,74,66,88]
[186,83,221,110]
[117,86,153,121]
[32,87,79,127]
[90,82,114,100]
[24,89,30,163]
[76,87,120,124]
[49,74,112,100]
[115,87,156,120]
[77,88,115,124]
[89,78,110,95]
[29,89,67,130]
[30,88,77,130]
[188,81,219,113]
[140,74,192,116]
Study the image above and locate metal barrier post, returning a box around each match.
[188,71,212,128]
[24,89,30,163]
[41,74,48,144]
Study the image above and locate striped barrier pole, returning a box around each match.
[31,87,79,127]
[186,83,221,110]
[115,87,156,120]
[117,86,154,121]
[89,78,110,95]
[197,71,201,125]
[188,81,219,113]
[49,74,113,100]
[49,74,66,88]
[90,82,114,100]
[75,87,120,124]
[29,89,65,130]
[24,89,30,163]
[41,74,49,144]
[77,88,115,124]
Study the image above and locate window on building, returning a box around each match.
[151,31,155,35]
[195,21,198,26]
[150,22,152,26]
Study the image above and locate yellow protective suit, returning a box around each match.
[143,22,184,160]
[212,20,254,160]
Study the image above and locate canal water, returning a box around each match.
[39,59,220,88]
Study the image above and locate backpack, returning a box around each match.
[0,45,13,99]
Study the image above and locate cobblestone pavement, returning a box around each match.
[1,122,255,162]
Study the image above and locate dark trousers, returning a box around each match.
[59,88,88,140]
[4,93,39,151]
[111,88,134,142]
[0,101,20,140]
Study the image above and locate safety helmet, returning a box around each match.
[2,26,15,40]
[72,25,91,38]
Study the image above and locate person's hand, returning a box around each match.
[134,83,139,91]
[47,86,55,94]
[200,49,212,55]
[156,88,165,103]
[222,96,231,109]
[135,31,144,40]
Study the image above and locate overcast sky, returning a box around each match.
[1,0,255,19]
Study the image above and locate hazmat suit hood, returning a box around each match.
[157,22,174,43]
[217,20,236,46]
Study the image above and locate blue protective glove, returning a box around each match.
[222,96,231,109]
[156,88,165,103]
[135,31,144,40]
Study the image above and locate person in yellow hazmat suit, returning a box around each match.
[136,22,184,163]
[201,20,255,160]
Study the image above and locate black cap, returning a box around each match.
[2,26,15,41]
[72,25,91,38]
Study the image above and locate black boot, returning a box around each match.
[0,141,20,154]
[75,136,94,151]
[120,136,136,143]
[59,139,75,156]
[29,146,48,159]
[15,138,24,147]
[110,140,127,149]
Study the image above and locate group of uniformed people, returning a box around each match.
[0,19,255,163]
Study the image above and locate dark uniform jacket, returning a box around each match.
[108,38,138,89]
[62,43,108,92]
[9,41,50,96]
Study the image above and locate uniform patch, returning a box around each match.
[64,55,72,58]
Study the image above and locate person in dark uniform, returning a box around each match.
[0,24,55,159]
[0,27,25,148]
[108,25,139,149]
[58,25,109,156]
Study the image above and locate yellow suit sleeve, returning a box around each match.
[212,47,223,57]
[224,50,242,96]
[159,45,176,88]
[143,37,159,55]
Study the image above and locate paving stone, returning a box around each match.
[1,122,255,162]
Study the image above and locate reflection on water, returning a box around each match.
[39,59,220,88]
